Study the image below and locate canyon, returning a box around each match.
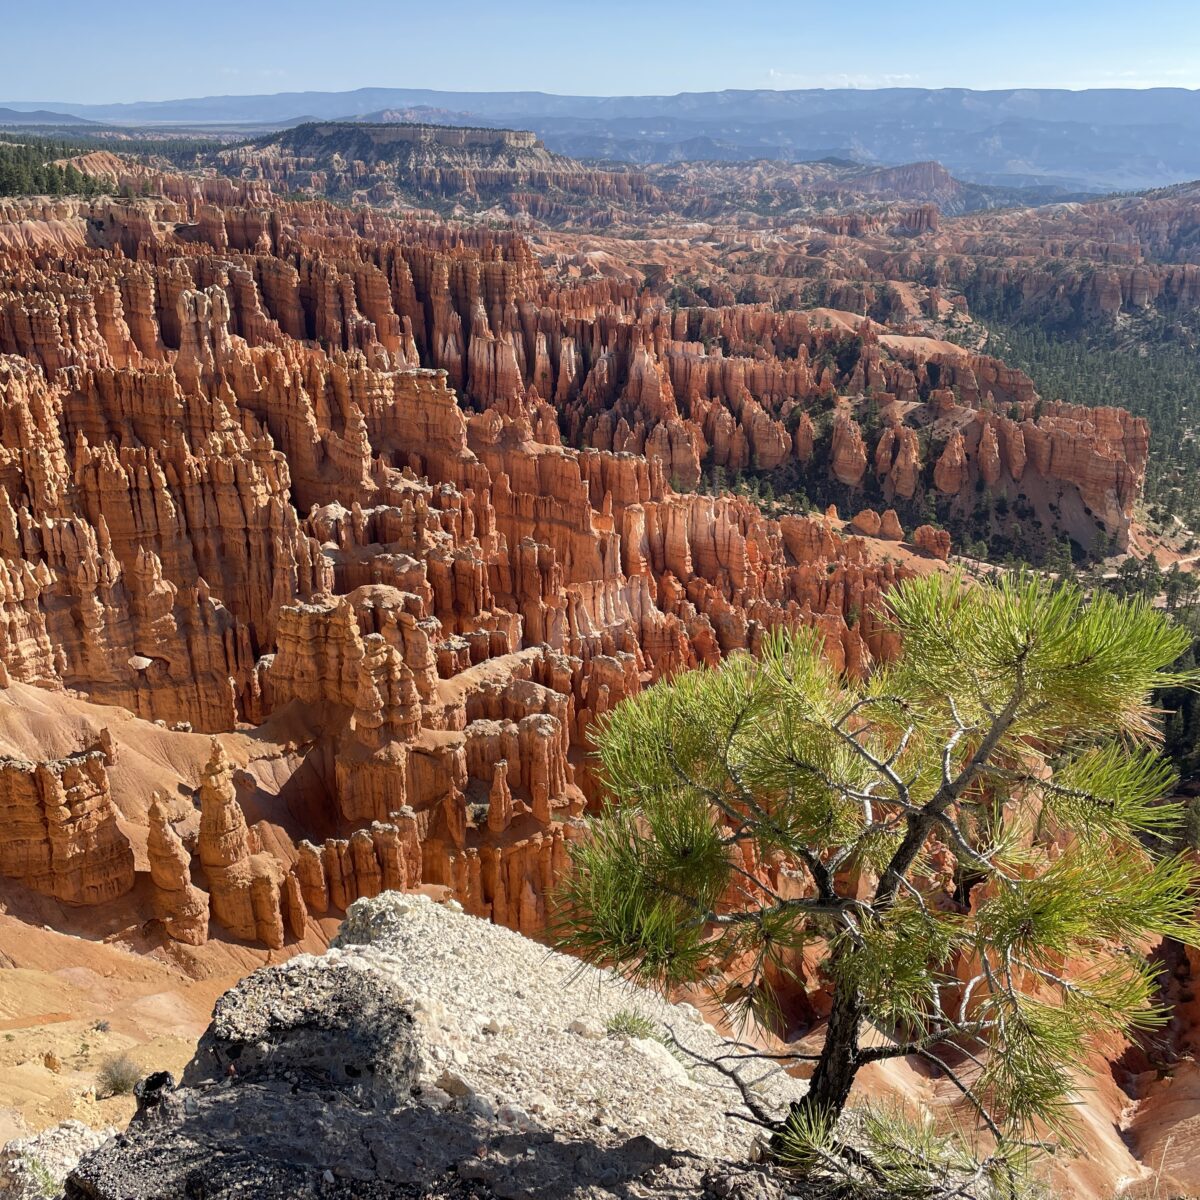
[0,144,1190,1198]
[0,175,1155,956]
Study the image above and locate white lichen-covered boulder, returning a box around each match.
[0,1121,114,1199]
[331,893,805,1153]
[65,894,804,1199]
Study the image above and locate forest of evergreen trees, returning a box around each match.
[0,135,109,196]
[972,314,1200,530]
[0,133,221,197]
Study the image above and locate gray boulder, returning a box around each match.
[65,897,796,1199]
[63,950,783,1199]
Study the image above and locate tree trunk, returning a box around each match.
[803,976,862,1118]
[774,970,863,1149]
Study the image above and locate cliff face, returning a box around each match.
[218,121,660,218]
[0,735,133,906]
[0,178,1148,955]
[911,183,1200,328]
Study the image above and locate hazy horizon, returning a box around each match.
[6,0,1200,105]
[10,83,1200,109]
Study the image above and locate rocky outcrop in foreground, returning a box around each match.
[0,1123,114,1200]
[64,894,802,1199]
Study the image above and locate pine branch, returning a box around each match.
[914,1046,1005,1143]
[875,685,1025,908]
[855,1018,997,1064]
[711,895,871,926]
[664,1026,780,1127]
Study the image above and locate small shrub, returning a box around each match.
[605,1009,657,1040]
[96,1052,142,1097]
[92,1019,111,1033]
[26,1157,58,1200]
[777,1102,1045,1199]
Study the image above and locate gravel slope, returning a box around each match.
[332,893,808,1157]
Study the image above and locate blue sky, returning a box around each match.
[5,0,1200,102]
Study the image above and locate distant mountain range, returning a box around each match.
[0,106,96,126]
[5,87,1200,190]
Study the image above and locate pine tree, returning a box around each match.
[559,572,1199,1188]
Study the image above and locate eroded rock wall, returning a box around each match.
[0,183,1148,947]
[0,736,133,905]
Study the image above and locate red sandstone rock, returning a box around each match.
[488,760,514,833]
[0,181,1148,951]
[849,509,882,537]
[197,741,286,948]
[879,510,905,541]
[933,430,969,496]
[0,739,134,905]
[147,796,209,944]
[977,421,1002,486]
[830,413,868,486]
[913,525,951,560]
